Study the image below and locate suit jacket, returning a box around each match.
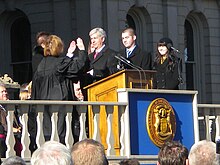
[119,45,152,70]
[32,45,44,75]
[87,46,118,82]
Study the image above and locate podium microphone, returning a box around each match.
[167,43,180,53]
[115,55,144,88]
[119,55,147,86]
[115,55,140,71]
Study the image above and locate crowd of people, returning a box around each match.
[0,139,219,165]
[157,140,219,165]
[0,27,197,164]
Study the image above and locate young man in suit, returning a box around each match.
[120,27,152,70]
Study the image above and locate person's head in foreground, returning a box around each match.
[157,141,188,165]
[31,140,72,165]
[188,140,219,165]
[71,138,108,165]
[119,158,140,165]
[2,156,26,165]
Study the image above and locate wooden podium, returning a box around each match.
[84,69,156,155]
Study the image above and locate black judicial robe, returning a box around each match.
[31,50,87,141]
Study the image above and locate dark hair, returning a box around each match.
[119,158,140,165]
[35,31,50,41]
[35,31,50,46]
[154,37,175,65]
[158,141,188,165]
[158,37,173,51]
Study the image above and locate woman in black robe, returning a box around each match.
[31,35,88,143]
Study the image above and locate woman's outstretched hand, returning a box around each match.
[66,38,85,58]
[76,38,85,50]
[67,40,77,54]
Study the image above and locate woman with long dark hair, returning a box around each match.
[153,37,182,89]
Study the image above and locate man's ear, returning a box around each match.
[102,37,105,43]
[185,159,189,165]
[157,161,160,165]
[133,35,136,41]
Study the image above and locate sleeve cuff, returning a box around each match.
[66,52,74,58]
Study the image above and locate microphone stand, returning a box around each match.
[170,48,184,88]
[119,56,147,89]
[115,55,143,88]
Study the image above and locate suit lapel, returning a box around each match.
[128,46,138,58]
[92,46,108,63]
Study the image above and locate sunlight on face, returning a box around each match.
[121,32,136,49]
[0,86,9,100]
[90,33,104,50]
[158,45,168,56]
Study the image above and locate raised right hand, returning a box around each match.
[67,41,77,54]
[76,38,85,50]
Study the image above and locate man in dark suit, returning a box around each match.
[86,27,118,83]
[119,28,152,70]
[32,31,50,74]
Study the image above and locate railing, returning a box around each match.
[1,100,127,158]
[197,104,220,142]
[1,100,220,164]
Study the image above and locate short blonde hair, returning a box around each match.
[44,35,64,57]
[122,27,136,36]
[19,82,32,100]
[71,138,108,165]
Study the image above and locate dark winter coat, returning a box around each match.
[153,55,181,90]
[119,45,152,70]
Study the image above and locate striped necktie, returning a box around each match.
[127,50,132,58]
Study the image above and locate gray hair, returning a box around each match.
[2,156,26,165]
[89,27,107,40]
[189,140,219,165]
[31,141,72,165]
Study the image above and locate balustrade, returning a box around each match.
[0,100,219,164]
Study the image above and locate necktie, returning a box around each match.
[94,52,99,59]
[127,50,132,58]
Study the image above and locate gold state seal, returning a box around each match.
[146,98,176,147]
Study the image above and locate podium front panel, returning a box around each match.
[118,89,198,155]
